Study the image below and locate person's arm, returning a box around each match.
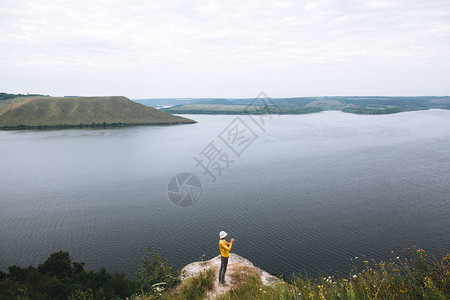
[221,239,234,251]
[228,238,235,250]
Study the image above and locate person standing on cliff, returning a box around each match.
[218,231,234,284]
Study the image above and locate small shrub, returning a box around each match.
[136,245,179,295]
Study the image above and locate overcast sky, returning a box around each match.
[1,0,449,98]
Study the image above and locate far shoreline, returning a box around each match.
[0,121,197,131]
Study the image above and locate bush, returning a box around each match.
[136,245,179,295]
[0,251,137,300]
[38,251,73,278]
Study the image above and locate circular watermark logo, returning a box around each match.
[167,173,202,207]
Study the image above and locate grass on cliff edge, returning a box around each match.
[132,268,215,300]
[135,248,450,300]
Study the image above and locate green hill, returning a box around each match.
[0,95,196,129]
[161,96,450,115]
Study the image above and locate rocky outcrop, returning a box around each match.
[180,253,282,298]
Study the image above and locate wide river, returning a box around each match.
[1,110,449,278]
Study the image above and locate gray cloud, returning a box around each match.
[1,0,449,97]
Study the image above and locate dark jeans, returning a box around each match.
[219,256,228,282]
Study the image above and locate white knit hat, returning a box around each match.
[219,231,228,239]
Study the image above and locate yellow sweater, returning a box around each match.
[219,239,232,257]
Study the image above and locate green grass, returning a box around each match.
[4,247,448,299]
[0,96,195,129]
[131,267,215,300]
[217,266,281,300]
[135,249,450,300]
[218,249,450,300]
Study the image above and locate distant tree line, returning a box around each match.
[163,107,323,115]
[0,122,186,130]
[0,92,48,101]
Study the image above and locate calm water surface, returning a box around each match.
[1,110,449,277]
